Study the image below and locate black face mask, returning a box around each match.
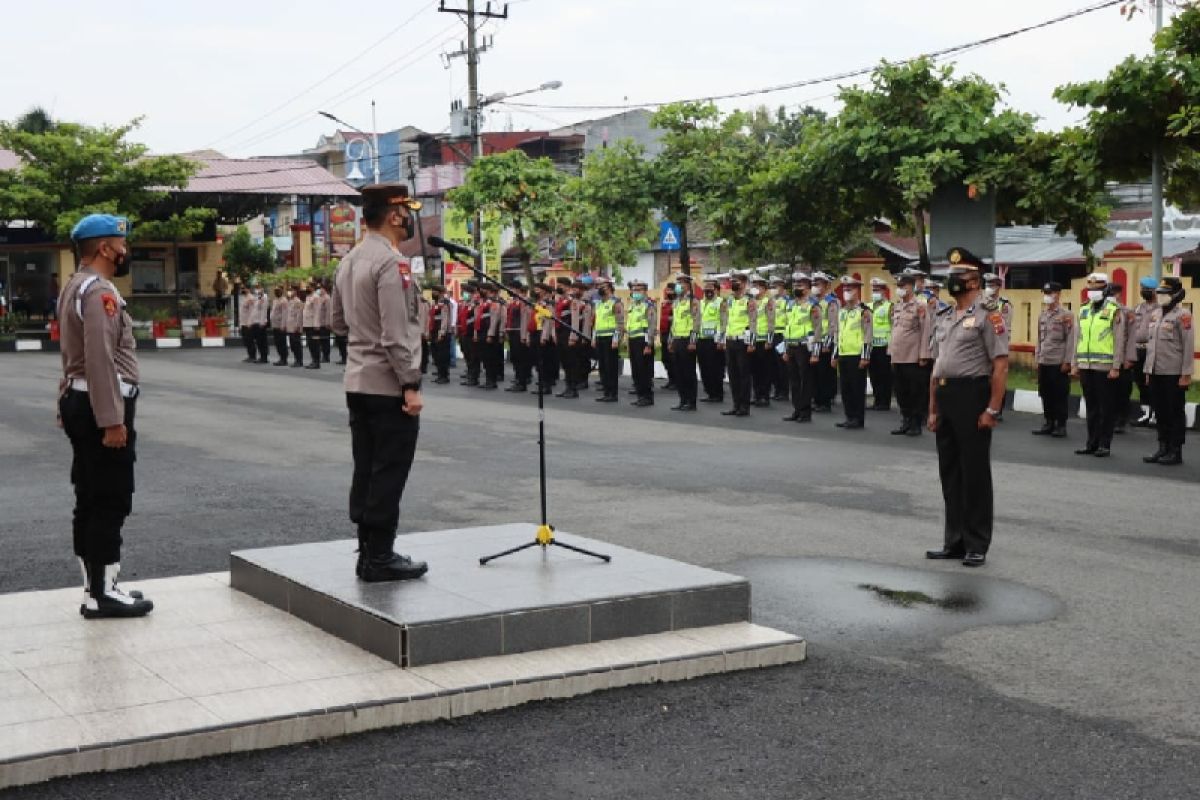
[732,284,744,294]
[112,247,130,279]
[794,289,805,298]
[1141,289,1155,302]
[704,290,715,299]
[946,275,970,297]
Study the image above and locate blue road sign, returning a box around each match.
[657,220,681,251]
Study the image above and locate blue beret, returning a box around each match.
[1139,277,1158,290]
[71,214,129,241]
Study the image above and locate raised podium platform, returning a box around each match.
[231,524,751,667]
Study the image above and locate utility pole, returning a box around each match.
[1152,0,1165,278]
[440,1,508,277]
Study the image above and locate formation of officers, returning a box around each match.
[236,281,348,369]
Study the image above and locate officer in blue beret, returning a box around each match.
[58,213,153,618]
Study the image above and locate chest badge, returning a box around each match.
[962,317,977,329]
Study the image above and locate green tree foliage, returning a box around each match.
[0,116,199,239]
[135,207,217,243]
[448,149,565,285]
[559,140,657,273]
[14,107,54,135]
[222,225,277,283]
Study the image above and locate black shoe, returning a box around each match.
[291,362,304,368]
[481,382,498,390]
[772,393,788,401]
[273,360,287,366]
[1075,446,1098,455]
[1143,446,1167,464]
[433,377,450,384]
[242,357,256,363]
[905,424,923,437]
[926,548,965,560]
[842,419,864,429]
[304,363,320,370]
[835,420,849,428]
[1114,426,1126,435]
[670,403,688,411]
[734,408,750,417]
[962,552,986,568]
[891,420,912,435]
[632,398,654,407]
[1050,425,1067,438]
[1093,447,1111,458]
[336,359,346,365]
[753,399,770,408]
[360,553,428,583]
[663,383,677,391]
[596,395,618,402]
[700,397,722,403]
[1158,448,1183,466]
[504,384,523,392]
[869,405,890,411]
[813,405,832,413]
[558,389,579,399]
[257,358,269,364]
[355,550,365,579]
[322,356,331,364]
[783,413,801,421]
[628,389,640,395]
[1032,422,1054,436]
[721,408,740,416]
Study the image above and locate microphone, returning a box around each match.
[428,235,480,260]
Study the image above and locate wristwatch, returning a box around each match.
[985,407,1002,418]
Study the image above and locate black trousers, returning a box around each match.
[60,390,136,566]
[241,326,256,359]
[304,327,321,364]
[432,336,451,381]
[1116,363,1134,425]
[252,325,268,360]
[1037,363,1070,426]
[770,337,789,398]
[556,333,573,388]
[672,339,698,405]
[482,337,504,385]
[335,334,348,363]
[838,355,867,422]
[1080,368,1118,449]
[1133,348,1151,411]
[540,337,559,389]
[869,346,892,408]
[697,338,724,400]
[347,392,419,557]
[629,336,654,399]
[273,330,288,362]
[751,341,772,402]
[595,335,619,397]
[814,350,838,406]
[1150,374,1187,449]
[288,331,304,364]
[661,332,676,385]
[935,378,993,555]
[726,340,752,410]
[893,362,928,424]
[786,345,814,415]
[319,327,331,362]
[509,331,531,386]
[466,335,482,383]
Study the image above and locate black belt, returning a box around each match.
[936,376,989,386]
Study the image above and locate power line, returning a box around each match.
[501,0,1125,112]
[204,1,440,148]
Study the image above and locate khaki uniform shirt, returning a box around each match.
[238,294,253,327]
[58,268,139,429]
[302,294,320,328]
[887,298,932,364]
[418,298,430,340]
[286,297,304,333]
[1035,305,1074,366]
[330,232,423,396]
[270,297,287,328]
[1133,300,1155,346]
[1146,304,1195,376]
[317,292,331,328]
[253,294,270,326]
[930,301,1010,379]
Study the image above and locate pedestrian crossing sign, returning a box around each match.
[657,221,681,251]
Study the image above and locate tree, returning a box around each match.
[558,140,657,274]
[135,207,217,244]
[827,58,1036,266]
[14,107,54,134]
[222,225,277,284]
[0,117,199,240]
[447,149,566,286]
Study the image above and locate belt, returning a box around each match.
[935,376,989,386]
[69,377,140,399]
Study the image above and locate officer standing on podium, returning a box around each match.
[58,214,153,618]
[330,184,429,582]
[926,247,1009,568]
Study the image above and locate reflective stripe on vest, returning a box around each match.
[756,300,771,337]
[1077,300,1117,363]
[701,298,722,337]
[784,301,815,342]
[594,298,617,336]
[727,297,750,337]
[671,299,695,338]
[838,307,865,356]
[774,298,790,333]
[872,301,892,346]
[627,301,650,335]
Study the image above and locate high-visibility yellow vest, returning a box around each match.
[594,298,617,336]
[838,306,866,357]
[700,298,722,338]
[671,299,695,338]
[627,300,650,335]
[785,301,815,342]
[1077,299,1117,365]
[775,298,790,334]
[727,297,750,338]
[756,299,771,337]
[872,301,892,346]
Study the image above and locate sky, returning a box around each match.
[0,0,1173,159]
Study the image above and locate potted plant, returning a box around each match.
[150,308,173,339]
[0,311,27,342]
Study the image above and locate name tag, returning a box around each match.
[963,318,977,329]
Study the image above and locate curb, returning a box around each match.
[0,337,240,353]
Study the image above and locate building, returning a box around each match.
[514,109,663,176]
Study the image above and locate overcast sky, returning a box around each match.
[0,1,1171,159]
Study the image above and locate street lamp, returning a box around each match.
[318,105,381,184]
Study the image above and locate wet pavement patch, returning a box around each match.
[729,557,1063,656]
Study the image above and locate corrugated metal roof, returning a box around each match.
[0,148,20,170]
[182,157,359,197]
[995,226,1200,264]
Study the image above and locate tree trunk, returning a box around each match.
[913,207,930,269]
[515,223,535,287]
[679,217,691,277]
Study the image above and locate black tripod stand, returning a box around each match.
[428,242,610,566]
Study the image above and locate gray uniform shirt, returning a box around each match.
[1035,305,1074,366]
[58,268,139,428]
[1145,304,1195,377]
[887,298,932,364]
[330,232,422,396]
[270,297,287,328]
[930,302,1010,379]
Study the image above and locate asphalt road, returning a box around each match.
[2,350,1197,799]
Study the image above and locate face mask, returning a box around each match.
[632,292,644,301]
[1042,294,1055,305]
[1087,289,1104,303]
[844,289,857,302]
[110,246,130,278]
[896,286,909,298]
[665,294,676,302]
[1158,294,1174,307]
[946,275,969,297]
[732,284,744,294]
[599,288,610,298]
[769,288,780,297]
[984,286,997,298]
[674,283,684,294]
[793,289,805,298]
[287,290,295,298]
[871,291,883,302]
[1141,290,1155,302]
[749,287,761,297]
[704,290,715,299]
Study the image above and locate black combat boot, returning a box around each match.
[1143,445,1168,464]
[82,563,154,619]
[1031,419,1055,436]
[1158,447,1183,466]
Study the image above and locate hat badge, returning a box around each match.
[949,250,962,265]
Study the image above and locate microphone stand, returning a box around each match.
[434,248,611,566]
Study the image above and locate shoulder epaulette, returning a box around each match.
[980,298,999,312]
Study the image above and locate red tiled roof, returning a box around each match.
[182,157,359,197]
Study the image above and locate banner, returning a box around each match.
[328,202,359,259]
[443,204,501,281]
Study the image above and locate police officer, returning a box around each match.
[552,277,574,396]
[478,283,505,389]
[926,247,1009,568]
[812,272,840,412]
[568,279,594,395]
[460,282,481,386]
[238,285,256,362]
[592,277,625,402]
[659,282,677,392]
[302,283,322,369]
[982,273,1013,327]
[698,277,726,403]
[1143,276,1193,466]
[836,275,872,429]
[329,184,428,582]
[721,271,757,417]
[1032,282,1073,438]
[286,285,305,367]
[669,273,701,411]
[428,284,454,384]
[888,271,933,436]
[748,275,775,407]
[504,280,528,392]
[58,214,153,617]
[270,285,289,366]
[769,276,790,402]
[1071,272,1126,457]
[318,281,333,364]
[625,279,657,407]
[1132,277,1158,426]
[534,283,559,395]
[868,277,893,411]
[781,272,822,422]
[251,285,269,363]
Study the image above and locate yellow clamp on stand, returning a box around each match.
[535,307,552,326]
[536,524,555,546]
